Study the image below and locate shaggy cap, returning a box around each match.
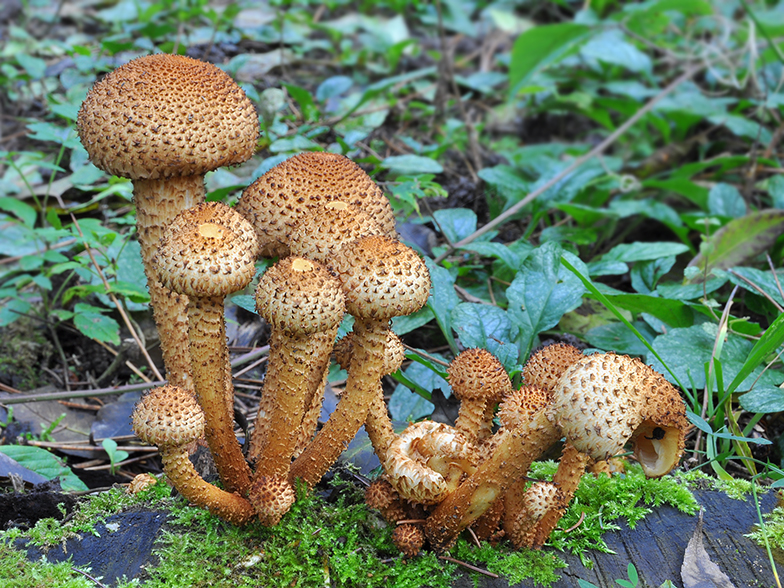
[392,524,425,558]
[523,342,584,394]
[248,474,296,527]
[132,385,205,448]
[78,53,257,180]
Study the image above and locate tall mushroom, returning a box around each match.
[153,202,257,494]
[77,54,259,390]
[132,385,255,525]
[249,256,345,479]
[288,235,431,488]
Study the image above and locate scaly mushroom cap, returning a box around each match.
[392,524,425,558]
[154,203,258,299]
[549,353,688,476]
[333,330,405,376]
[255,257,345,336]
[247,474,296,527]
[365,478,408,523]
[132,385,205,448]
[236,152,396,257]
[331,235,431,321]
[497,386,552,432]
[290,201,384,265]
[77,53,258,180]
[384,421,477,505]
[523,342,584,394]
[448,349,513,443]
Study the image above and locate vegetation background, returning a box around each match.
[1,0,784,585]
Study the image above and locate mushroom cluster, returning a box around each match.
[80,55,689,556]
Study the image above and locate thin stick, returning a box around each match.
[433,65,703,263]
[72,567,109,588]
[438,556,499,578]
[0,380,164,405]
[729,269,784,312]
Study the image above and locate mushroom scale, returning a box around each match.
[154,202,258,495]
[77,54,258,392]
[236,152,397,258]
[132,386,255,526]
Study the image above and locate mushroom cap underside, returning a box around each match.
[77,53,258,180]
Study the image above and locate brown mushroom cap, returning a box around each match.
[236,152,396,258]
[77,54,258,180]
[289,201,384,265]
[132,385,205,448]
[331,235,431,321]
[392,524,425,558]
[255,257,345,335]
[247,474,296,527]
[448,348,513,443]
[549,353,688,476]
[523,342,584,394]
[154,203,258,299]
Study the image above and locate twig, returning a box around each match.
[467,525,482,548]
[0,382,22,394]
[438,556,499,578]
[433,64,703,263]
[401,344,451,367]
[0,380,164,405]
[728,269,784,312]
[72,567,109,588]
[560,511,586,534]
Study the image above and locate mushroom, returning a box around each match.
[548,352,688,477]
[131,385,255,525]
[447,348,513,445]
[423,385,558,551]
[248,256,345,479]
[153,202,257,494]
[77,54,258,390]
[523,342,584,393]
[288,235,431,488]
[247,474,296,527]
[235,152,396,258]
[384,420,477,505]
[332,330,405,463]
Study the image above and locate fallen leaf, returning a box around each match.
[681,509,737,588]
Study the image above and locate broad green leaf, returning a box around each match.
[231,294,257,314]
[585,321,657,356]
[0,297,32,327]
[727,312,784,396]
[0,197,37,228]
[645,0,713,15]
[425,258,460,354]
[477,165,530,196]
[73,303,121,345]
[605,293,693,328]
[643,178,709,210]
[506,243,587,361]
[381,155,443,175]
[602,241,690,263]
[768,174,784,208]
[316,75,353,102]
[458,242,521,271]
[708,183,746,218]
[282,83,319,122]
[509,23,591,93]
[450,303,519,372]
[580,29,652,73]
[392,306,434,336]
[687,210,784,279]
[727,266,784,307]
[433,208,476,243]
[739,386,784,413]
[269,135,321,153]
[647,323,783,391]
[16,53,47,79]
[630,257,676,295]
[389,354,451,421]
[656,275,727,300]
[0,445,88,491]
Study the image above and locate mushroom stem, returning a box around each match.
[161,449,256,525]
[288,318,388,488]
[423,408,559,552]
[189,295,253,493]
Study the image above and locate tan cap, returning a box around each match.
[131,385,205,448]
[77,53,258,180]
[154,202,258,299]
[236,152,396,257]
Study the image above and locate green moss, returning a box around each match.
[0,542,102,588]
[0,464,706,588]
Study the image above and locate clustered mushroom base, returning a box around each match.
[81,56,691,559]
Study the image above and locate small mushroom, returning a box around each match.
[548,353,688,477]
[288,235,430,488]
[423,385,558,551]
[384,420,477,505]
[447,348,513,444]
[77,54,258,390]
[132,385,255,525]
[249,256,345,479]
[247,474,296,527]
[236,152,397,258]
[392,525,425,558]
[153,202,257,494]
[523,342,584,393]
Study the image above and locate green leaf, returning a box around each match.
[585,321,657,356]
[381,155,443,175]
[230,295,257,314]
[727,312,784,396]
[708,183,746,218]
[506,243,586,361]
[282,83,319,122]
[73,303,121,345]
[389,355,452,421]
[0,445,88,491]
[458,242,521,271]
[602,241,690,263]
[739,386,784,413]
[16,53,47,79]
[605,293,694,328]
[726,266,784,307]
[424,258,460,354]
[450,303,519,372]
[509,23,591,94]
[687,210,784,279]
[433,208,476,243]
[0,197,37,228]
[580,29,652,73]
